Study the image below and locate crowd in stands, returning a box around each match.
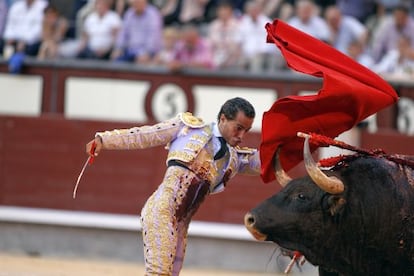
[1,0,414,79]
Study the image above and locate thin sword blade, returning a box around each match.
[73,156,91,199]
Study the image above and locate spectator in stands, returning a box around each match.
[78,0,122,60]
[257,0,335,20]
[37,5,69,60]
[75,0,95,39]
[2,0,48,56]
[111,0,162,64]
[238,0,278,72]
[314,0,336,13]
[336,0,376,23]
[0,0,7,56]
[275,1,294,22]
[207,1,242,69]
[378,0,402,10]
[287,0,330,42]
[256,0,283,19]
[370,2,414,63]
[268,0,337,22]
[229,0,248,14]
[113,0,128,16]
[155,0,181,25]
[156,0,212,26]
[372,35,414,78]
[168,24,213,71]
[177,0,210,25]
[346,39,374,68]
[365,0,390,46]
[151,26,179,66]
[72,0,126,38]
[325,5,367,54]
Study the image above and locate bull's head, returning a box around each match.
[245,134,414,275]
[245,133,347,257]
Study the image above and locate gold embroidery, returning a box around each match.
[168,150,195,162]
[235,146,257,154]
[179,112,205,128]
[190,134,206,142]
[141,166,198,275]
[184,142,201,151]
[202,130,211,136]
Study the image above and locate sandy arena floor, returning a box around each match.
[0,253,274,276]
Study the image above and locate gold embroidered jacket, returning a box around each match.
[96,112,261,193]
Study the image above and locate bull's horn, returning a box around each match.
[274,148,292,187]
[302,134,344,194]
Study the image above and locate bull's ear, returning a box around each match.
[326,195,346,216]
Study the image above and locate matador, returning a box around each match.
[85,97,261,275]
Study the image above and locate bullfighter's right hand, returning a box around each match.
[86,136,103,157]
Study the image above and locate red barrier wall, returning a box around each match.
[0,115,278,223]
[0,59,413,224]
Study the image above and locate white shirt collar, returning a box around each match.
[212,122,222,138]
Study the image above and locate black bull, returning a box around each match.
[245,146,414,275]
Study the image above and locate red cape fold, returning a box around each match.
[260,20,398,183]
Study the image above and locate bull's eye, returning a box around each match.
[297,193,307,201]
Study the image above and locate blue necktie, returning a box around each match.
[214,137,228,160]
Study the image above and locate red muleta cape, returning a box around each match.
[260,20,398,183]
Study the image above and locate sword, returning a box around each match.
[73,141,96,199]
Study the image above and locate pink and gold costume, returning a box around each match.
[96,112,260,275]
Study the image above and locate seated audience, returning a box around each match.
[325,5,367,54]
[370,3,414,63]
[151,26,180,66]
[2,0,48,56]
[365,0,390,46]
[155,0,181,25]
[75,0,95,39]
[287,0,330,42]
[37,4,69,60]
[336,0,376,23]
[372,35,414,78]
[207,1,242,69]
[111,0,162,64]
[168,24,213,71]
[78,0,121,60]
[238,0,279,72]
[113,0,128,16]
[177,0,210,25]
[346,39,374,68]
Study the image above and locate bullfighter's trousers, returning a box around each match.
[140,166,210,276]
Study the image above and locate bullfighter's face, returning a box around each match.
[218,111,253,147]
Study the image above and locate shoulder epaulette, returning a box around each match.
[178,112,206,128]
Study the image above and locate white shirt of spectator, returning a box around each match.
[208,17,242,67]
[239,13,275,57]
[3,0,48,44]
[288,16,330,42]
[84,10,122,52]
